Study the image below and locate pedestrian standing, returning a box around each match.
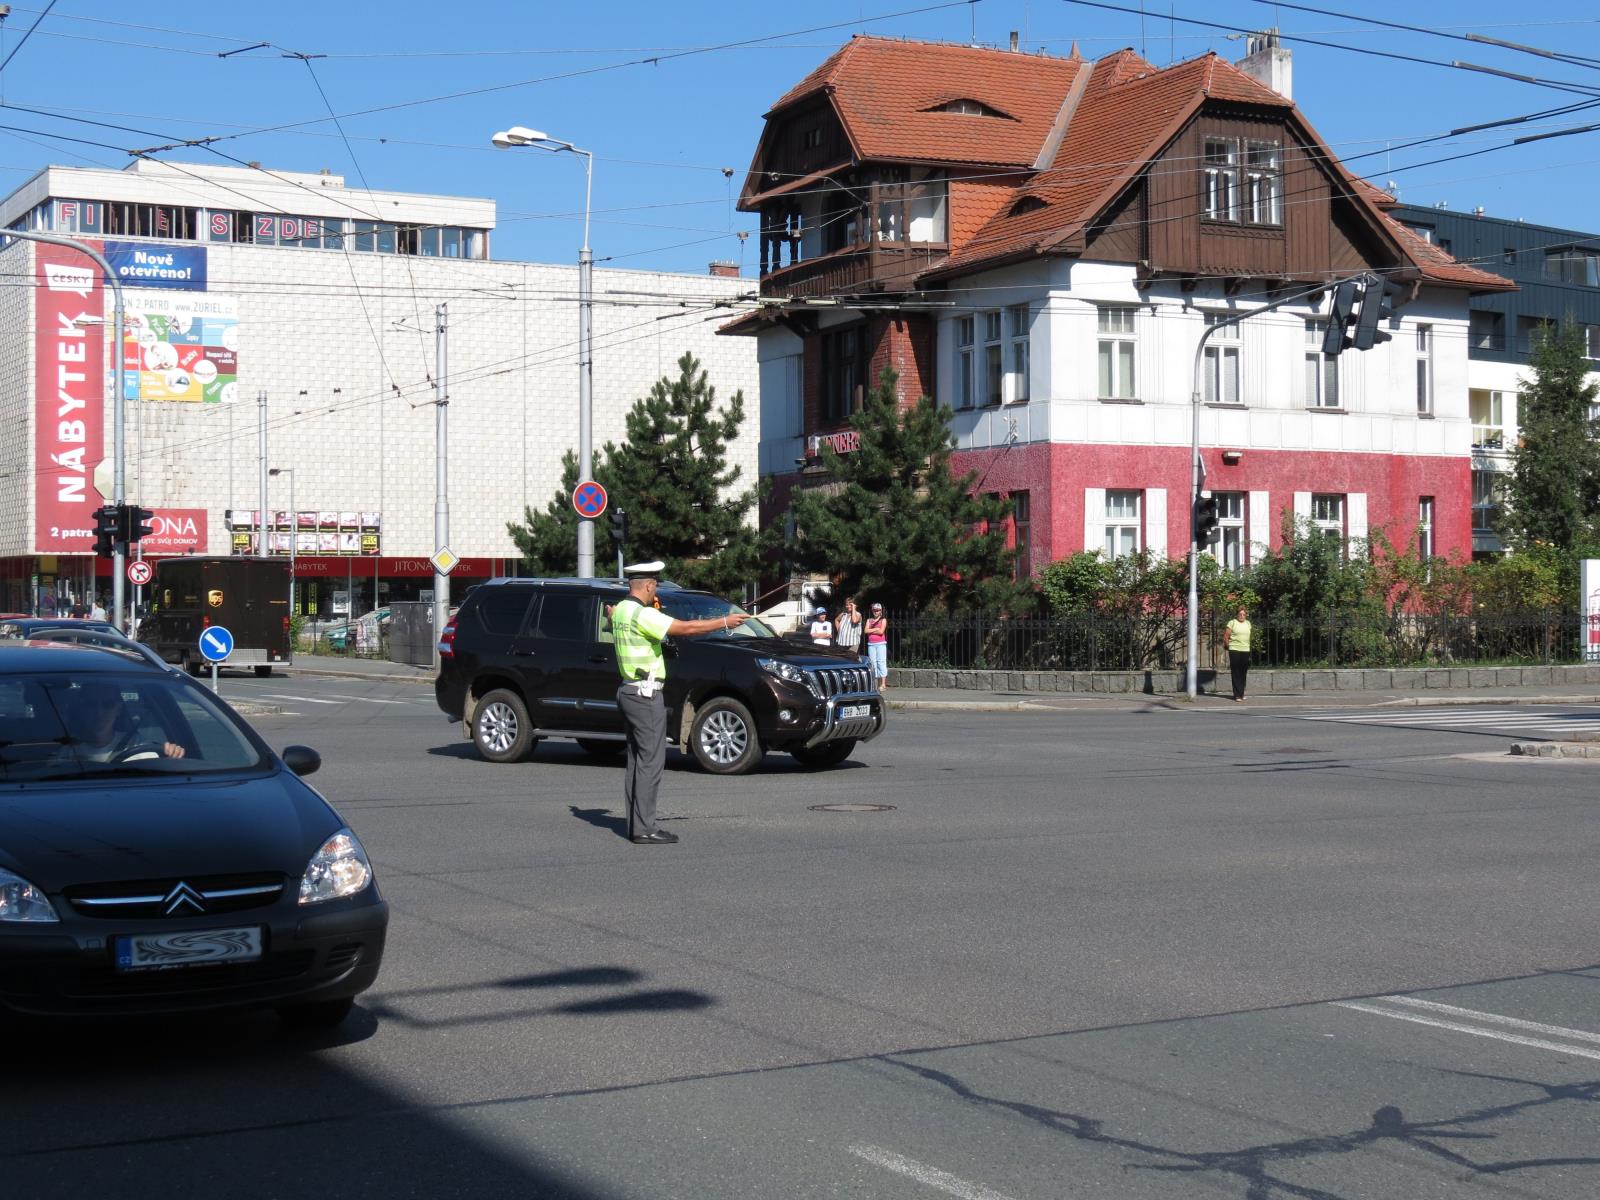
[608,561,747,845]
[90,596,107,621]
[835,597,863,659]
[864,602,889,691]
[808,606,833,647]
[1225,605,1252,702]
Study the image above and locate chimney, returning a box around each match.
[1237,29,1292,100]
[709,260,740,278]
[1009,30,1019,52]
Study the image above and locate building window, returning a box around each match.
[1472,471,1499,533]
[955,316,975,410]
[1311,493,1345,539]
[1011,492,1032,579]
[1304,321,1340,409]
[1097,306,1137,400]
[1502,247,1515,265]
[1007,304,1030,403]
[1580,322,1600,360]
[820,325,867,424]
[1243,140,1281,225]
[1415,324,1434,416]
[1402,222,1436,244]
[1516,315,1552,355]
[983,311,1004,406]
[1469,310,1505,352]
[1104,490,1141,559]
[1543,246,1600,285]
[1470,389,1505,449]
[1418,497,1434,561]
[802,126,823,149]
[1202,138,1239,221]
[1202,313,1241,405]
[875,174,948,244]
[1212,491,1246,570]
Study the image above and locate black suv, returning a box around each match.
[434,578,884,774]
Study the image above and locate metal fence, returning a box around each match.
[884,609,1595,672]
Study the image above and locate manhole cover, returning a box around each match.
[809,803,895,813]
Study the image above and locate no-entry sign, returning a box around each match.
[572,481,608,519]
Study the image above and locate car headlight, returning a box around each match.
[0,868,59,923]
[757,658,813,690]
[298,829,374,905]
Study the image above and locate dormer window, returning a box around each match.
[1203,136,1281,226]
[1010,196,1046,216]
[926,98,1012,119]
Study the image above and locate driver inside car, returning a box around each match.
[64,683,186,762]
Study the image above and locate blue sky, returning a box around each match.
[3,1,1598,275]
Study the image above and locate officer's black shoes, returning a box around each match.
[631,830,679,845]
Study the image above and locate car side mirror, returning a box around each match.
[281,745,321,777]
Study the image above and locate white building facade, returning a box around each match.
[0,161,757,615]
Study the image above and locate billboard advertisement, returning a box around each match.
[34,242,107,554]
[228,510,381,557]
[103,240,207,291]
[122,290,238,403]
[1584,559,1600,664]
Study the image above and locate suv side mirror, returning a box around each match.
[281,745,321,777]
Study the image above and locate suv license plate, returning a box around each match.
[114,927,263,971]
[839,704,872,720]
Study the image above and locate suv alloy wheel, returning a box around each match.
[474,688,538,763]
[690,696,764,775]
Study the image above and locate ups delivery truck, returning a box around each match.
[139,557,293,676]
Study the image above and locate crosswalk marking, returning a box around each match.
[323,693,410,705]
[257,692,341,705]
[1288,706,1600,737]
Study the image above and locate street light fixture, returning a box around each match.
[492,124,596,578]
[268,467,294,620]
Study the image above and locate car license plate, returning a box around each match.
[840,703,871,720]
[114,927,263,971]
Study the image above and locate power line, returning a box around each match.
[0,0,57,77]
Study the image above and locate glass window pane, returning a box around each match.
[985,345,1003,405]
[1117,341,1135,398]
[1098,342,1113,397]
[442,227,462,258]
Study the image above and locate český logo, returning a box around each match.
[163,882,206,915]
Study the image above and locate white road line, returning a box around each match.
[1333,1001,1600,1063]
[323,693,410,705]
[257,692,342,706]
[848,1144,1019,1200]
[1380,995,1600,1046]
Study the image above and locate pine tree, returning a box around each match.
[506,354,766,593]
[786,369,1026,613]
[1506,320,1600,553]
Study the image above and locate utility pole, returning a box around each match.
[576,154,595,578]
[433,303,450,665]
[257,389,268,561]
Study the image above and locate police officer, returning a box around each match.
[610,561,747,845]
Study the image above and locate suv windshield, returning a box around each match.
[656,592,775,639]
[0,672,265,782]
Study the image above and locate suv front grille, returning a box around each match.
[810,665,873,697]
[64,873,287,920]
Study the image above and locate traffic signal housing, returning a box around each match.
[1352,277,1404,351]
[1194,493,1221,547]
[123,504,155,546]
[92,504,120,558]
[1321,278,1361,357]
[608,508,628,548]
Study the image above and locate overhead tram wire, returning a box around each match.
[0,0,57,76]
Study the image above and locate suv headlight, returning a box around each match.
[0,868,59,923]
[298,829,374,905]
[757,658,813,690]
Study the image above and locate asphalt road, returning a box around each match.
[5,674,1599,1199]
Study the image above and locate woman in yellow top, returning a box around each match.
[1225,606,1252,702]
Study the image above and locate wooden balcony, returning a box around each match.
[758,243,948,300]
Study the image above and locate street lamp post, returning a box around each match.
[269,467,294,620]
[7,230,129,629]
[492,125,596,578]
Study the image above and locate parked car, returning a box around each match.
[0,618,118,640]
[321,607,390,653]
[434,577,885,775]
[18,625,176,672]
[0,642,387,1026]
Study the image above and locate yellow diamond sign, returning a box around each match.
[429,548,460,575]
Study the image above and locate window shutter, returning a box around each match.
[1293,492,1312,530]
[1247,490,1270,563]
[1348,493,1368,543]
[1084,487,1105,554]
[1145,488,1167,558]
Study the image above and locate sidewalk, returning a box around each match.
[278,655,1600,712]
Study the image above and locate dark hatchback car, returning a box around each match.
[435,578,885,774]
[0,643,387,1027]
[0,617,118,640]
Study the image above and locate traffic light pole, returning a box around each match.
[1186,281,1329,699]
[6,231,128,629]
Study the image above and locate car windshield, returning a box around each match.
[0,672,265,782]
[656,592,775,639]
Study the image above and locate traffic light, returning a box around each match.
[125,505,155,545]
[1351,277,1405,351]
[1321,278,1361,357]
[608,508,628,548]
[92,504,120,558]
[1194,493,1221,547]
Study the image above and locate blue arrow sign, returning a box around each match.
[199,625,235,662]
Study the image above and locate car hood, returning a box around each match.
[0,771,342,891]
[706,637,868,667]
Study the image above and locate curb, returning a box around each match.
[282,666,434,687]
[1510,741,1600,758]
